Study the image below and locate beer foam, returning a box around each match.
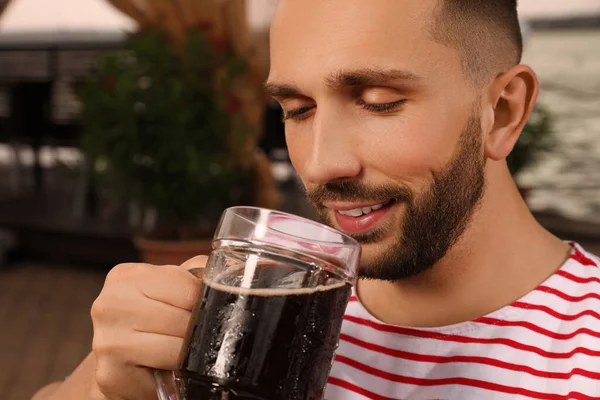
[203,273,348,297]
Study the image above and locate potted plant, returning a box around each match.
[507,103,555,201]
[79,28,279,265]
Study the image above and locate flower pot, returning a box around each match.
[134,236,212,268]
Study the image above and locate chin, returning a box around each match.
[356,234,398,268]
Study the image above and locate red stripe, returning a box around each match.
[349,296,358,302]
[571,248,598,267]
[556,269,600,285]
[475,317,600,340]
[334,354,595,400]
[512,301,600,322]
[339,333,600,380]
[343,315,600,359]
[327,376,399,400]
[536,285,600,302]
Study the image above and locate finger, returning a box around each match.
[136,265,202,311]
[132,297,192,338]
[95,361,156,400]
[180,255,208,271]
[181,255,208,280]
[123,332,185,370]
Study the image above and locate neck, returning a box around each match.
[357,164,572,327]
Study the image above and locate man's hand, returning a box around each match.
[89,256,207,400]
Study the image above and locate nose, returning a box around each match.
[301,107,361,185]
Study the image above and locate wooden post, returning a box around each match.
[149,0,188,43]
[105,0,149,27]
[0,0,12,17]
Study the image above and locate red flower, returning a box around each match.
[210,36,228,53]
[226,96,241,114]
[195,20,214,33]
[102,77,115,91]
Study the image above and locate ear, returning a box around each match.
[484,65,539,161]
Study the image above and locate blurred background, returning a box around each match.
[0,0,598,399]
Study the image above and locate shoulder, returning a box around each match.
[569,243,600,270]
[31,382,62,400]
[547,244,600,314]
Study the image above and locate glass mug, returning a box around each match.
[154,206,361,400]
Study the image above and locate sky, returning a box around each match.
[0,0,135,32]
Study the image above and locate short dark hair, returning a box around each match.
[430,0,523,86]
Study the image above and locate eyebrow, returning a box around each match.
[263,82,303,98]
[265,67,422,98]
[326,68,422,88]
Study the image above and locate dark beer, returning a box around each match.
[177,263,351,400]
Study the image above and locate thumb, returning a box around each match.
[180,255,208,278]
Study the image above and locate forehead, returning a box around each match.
[269,0,462,86]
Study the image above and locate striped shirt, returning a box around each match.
[325,243,600,399]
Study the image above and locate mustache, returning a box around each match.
[306,181,413,206]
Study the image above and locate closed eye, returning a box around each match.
[359,99,407,113]
[282,98,406,121]
[282,105,316,121]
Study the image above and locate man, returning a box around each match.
[34,0,600,399]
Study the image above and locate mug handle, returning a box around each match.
[154,267,204,400]
[153,369,183,400]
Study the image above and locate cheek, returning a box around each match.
[285,130,307,173]
[354,113,452,181]
[283,101,464,185]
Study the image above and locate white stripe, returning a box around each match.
[342,312,600,359]
[325,382,372,400]
[332,338,600,395]
[328,245,600,399]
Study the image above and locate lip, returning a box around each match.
[324,200,391,212]
[331,200,395,235]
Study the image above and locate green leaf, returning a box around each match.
[79,28,256,239]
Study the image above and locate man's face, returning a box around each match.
[267,0,486,280]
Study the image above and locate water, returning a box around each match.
[519,29,600,222]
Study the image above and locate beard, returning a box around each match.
[306,114,486,282]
